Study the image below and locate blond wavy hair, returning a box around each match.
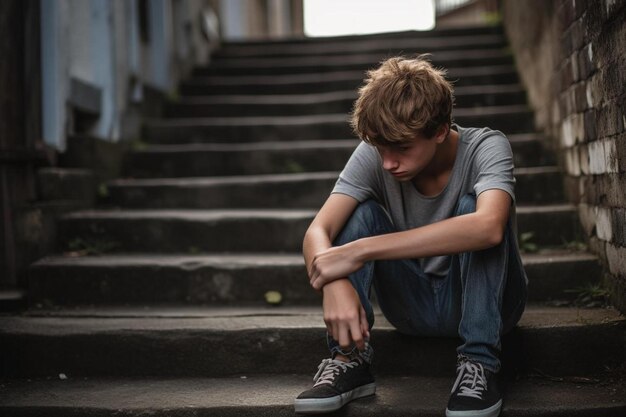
[351,55,454,145]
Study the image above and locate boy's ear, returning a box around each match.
[434,125,449,144]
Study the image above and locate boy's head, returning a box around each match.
[351,55,455,146]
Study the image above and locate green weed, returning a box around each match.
[519,231,539,253]
[285,160,305,173]
[130,139,149,151]
[167,90,181,102]
[562,239,587,252]
[66,237,119,256]
[564,283,610,308]
[483,12,502,26]
[97,183,109,198]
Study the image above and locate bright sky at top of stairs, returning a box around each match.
[304,0,435,37]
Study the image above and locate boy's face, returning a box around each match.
[375,131,445,182]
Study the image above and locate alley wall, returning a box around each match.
[502,0,626,312]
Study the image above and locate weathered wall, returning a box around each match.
[435,0,498,28]
[502,0,626,312]
[218,0,304,40]
[40,0,218,151]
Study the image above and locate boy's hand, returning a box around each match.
[322,279,369,352]
[310,243,364,290]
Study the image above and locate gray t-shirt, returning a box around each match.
[332,124,516,278]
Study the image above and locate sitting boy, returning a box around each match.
[294,56,528,417]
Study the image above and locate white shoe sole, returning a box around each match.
[294,382,376,414]
[445,399,502,417]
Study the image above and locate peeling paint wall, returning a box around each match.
[40,0,217,150]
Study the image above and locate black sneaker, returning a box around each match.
[294,356,376,414]
[446,357,502,417]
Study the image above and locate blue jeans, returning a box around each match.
[326,195,528,372]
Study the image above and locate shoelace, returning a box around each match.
[450,359,487,399]
[312,358,362,387]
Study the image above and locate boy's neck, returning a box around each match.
[412,129,459,196]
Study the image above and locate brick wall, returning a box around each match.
[502,0,626,312]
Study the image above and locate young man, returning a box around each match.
[294,56,528,417]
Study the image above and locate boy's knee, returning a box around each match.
[455,193,477,216]
[334,200,394,247]
[337,200,385,237]
[353,199,385,219]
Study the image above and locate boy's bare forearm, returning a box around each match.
[357,213,498,261]
[358,189,511,261]
[302,193,360,278]
[302,226,332,277]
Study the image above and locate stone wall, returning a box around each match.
[502,0,626,312]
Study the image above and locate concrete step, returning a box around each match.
[125,135,555,178]
[194,49,513,76]
[36,168,96,203]
[222,27,503,47]
[142,114,356,144]
[108,172,338,209]
[107,167,563,209]
[517,204,583,246]
[0,289,27,312]
[1,374,624,416]
[215,33,508,58]
[180,66,520,95]
[125,140,360,178]
[165,85,527,118]
[56,205,581,253]
[142,106,533,144]
[28,251,601,307]
[515,166,565,204]
[57,209,315,253]
[0,306,623,377]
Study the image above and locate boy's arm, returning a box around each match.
[309,188,511,290]
[303,193,359,274]
[303,193,370,351]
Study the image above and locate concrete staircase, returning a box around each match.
[1,26,625,415]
